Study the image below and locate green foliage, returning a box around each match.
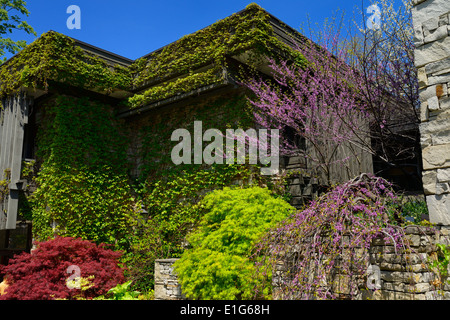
[136,94,253,180]
[173,186,295,300]
[122,90,262,293]
[125,3,307,108]
[428,243,450,296]
[0,0,36,62]
[430,244,450,278]
[384,197,430,226]
[31,95,140,250]
[123,164,263,292]
[128,67,225,108]
[0,236,125,300]
[0,168,10,203]
[95,281,141,300]
[400,199,428,223]
[143,165,262,256]
[0,31,131,98]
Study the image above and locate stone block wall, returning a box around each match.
[154,258,186,300]
[364,226,450,300]
[413,0,450,225]
[156,228,450,300]
[273,226,450,300]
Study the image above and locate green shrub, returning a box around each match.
[94,281,141,300]
[173,186,295,300]
[122,165,263,292]
[400,199,428,223]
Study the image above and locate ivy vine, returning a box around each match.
[31,95,140,250]
[128,3,307,108]
[0,31,131,98]
[0,3,306,110]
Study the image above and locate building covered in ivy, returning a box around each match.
[0,4,418,263]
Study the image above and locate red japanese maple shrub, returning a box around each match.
[0,236,126,300]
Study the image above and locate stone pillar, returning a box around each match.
[154,258,186,300]
[413,0,450,225]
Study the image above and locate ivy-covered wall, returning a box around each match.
[20,85,268,292]
[127,3,307,109]
[30,94,139,250]
[126,87,253,180]
[0,31,131,99]
[122,85,268,260]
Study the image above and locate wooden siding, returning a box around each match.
[0,92,30,230]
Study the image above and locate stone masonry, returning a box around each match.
[156,228,450,300]
[363,226,450,300]
[154,259,186,300]
[272,226,450,300]
[412,0,450,225]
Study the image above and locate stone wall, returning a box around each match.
[154,259,186,300]
[273,226,450,300]
[412,0,450,225]
[364,225,450,300]
[156,228,450,300]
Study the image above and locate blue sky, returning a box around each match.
[9,0,395,61]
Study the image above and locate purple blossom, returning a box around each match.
[252,174,409,300]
